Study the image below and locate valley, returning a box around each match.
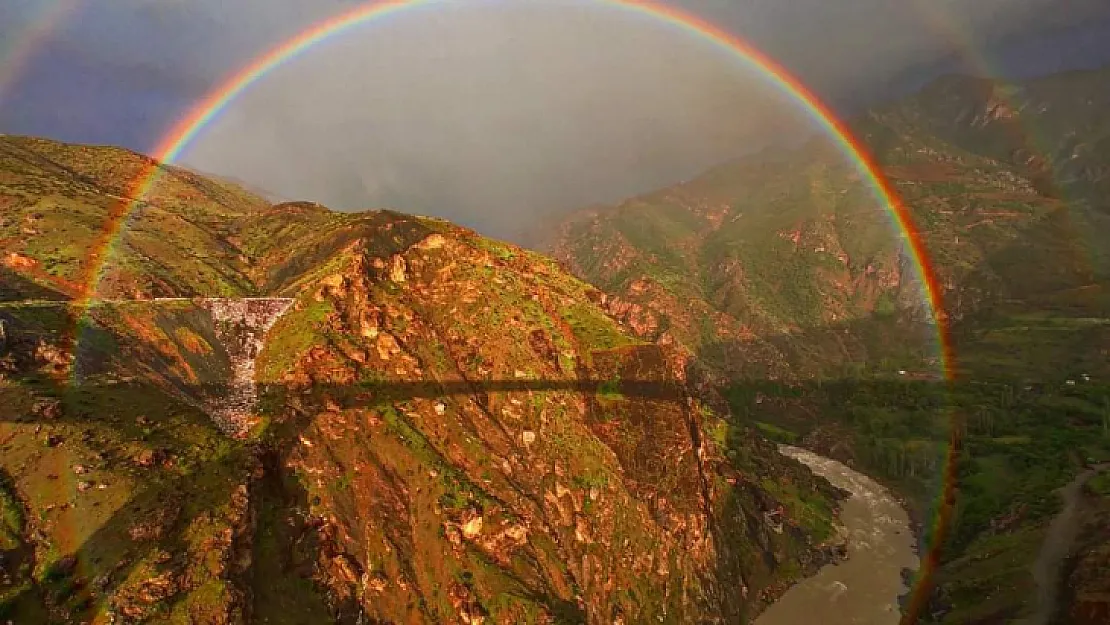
[1,65,1110,624]
[543,66,1110,623]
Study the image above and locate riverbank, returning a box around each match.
[755,446,919,625]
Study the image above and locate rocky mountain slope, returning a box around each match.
[0,136,846,623]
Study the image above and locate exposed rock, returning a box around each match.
[132,447,170,469]
[199,298,293,436]
[389,254,407,283]
[461,515,484,539]
[415,233,447,250]
[2,252,37,271]
[32,398,60,419]
[375,332,400,361]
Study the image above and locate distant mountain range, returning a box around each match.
[543,66,1110,381]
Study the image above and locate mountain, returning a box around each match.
[544,67,1110,623]
[543,67,1110,381]
[185,168,288,204]
[0,136,846,623]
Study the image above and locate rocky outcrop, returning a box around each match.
[199,298,293,436]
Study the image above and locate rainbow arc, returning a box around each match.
[37,3,956,618]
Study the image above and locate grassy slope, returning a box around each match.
[0,135,268,299]
[0,306,255,623]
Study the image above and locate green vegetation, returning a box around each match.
[256,299,333,381]
[546,66,1110,624]
[0,479,24,556]
[559,300,637,352]
[596,375,624,402]
[725,295,1110,621]
[250,475,332,624]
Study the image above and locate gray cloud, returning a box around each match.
[3,0,1109,239]
[179,1,810,237]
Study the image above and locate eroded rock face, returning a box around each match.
[257,215,845,624]
[199,298,293,436]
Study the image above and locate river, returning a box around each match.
[755,445,919,625]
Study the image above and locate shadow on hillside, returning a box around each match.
[4,292,1108,622]
[0,369,962,624]
[1,215,1108,624]
[0,267,69,302]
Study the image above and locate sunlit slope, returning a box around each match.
[0,135,268,299]
[0,141,847,624]
[246,210,844,623]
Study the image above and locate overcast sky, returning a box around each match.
[2,0,1109,238]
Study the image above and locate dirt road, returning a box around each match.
[1020,463,1109,625]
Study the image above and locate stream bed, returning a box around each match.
[755,445,919,625]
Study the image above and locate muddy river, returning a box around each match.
[755,446,919,625]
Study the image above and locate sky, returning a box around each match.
[2,0,1109,239]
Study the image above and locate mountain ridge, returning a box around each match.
[0,136,848,623]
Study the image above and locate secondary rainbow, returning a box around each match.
[91,0,952,379]
[0,0,81,100]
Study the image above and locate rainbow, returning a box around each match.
[68,1,954,617]
[90,0,953,371]
[0,0,80,102]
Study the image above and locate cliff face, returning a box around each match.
[0,137,843,624]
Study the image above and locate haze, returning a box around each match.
[179,2,810,238]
